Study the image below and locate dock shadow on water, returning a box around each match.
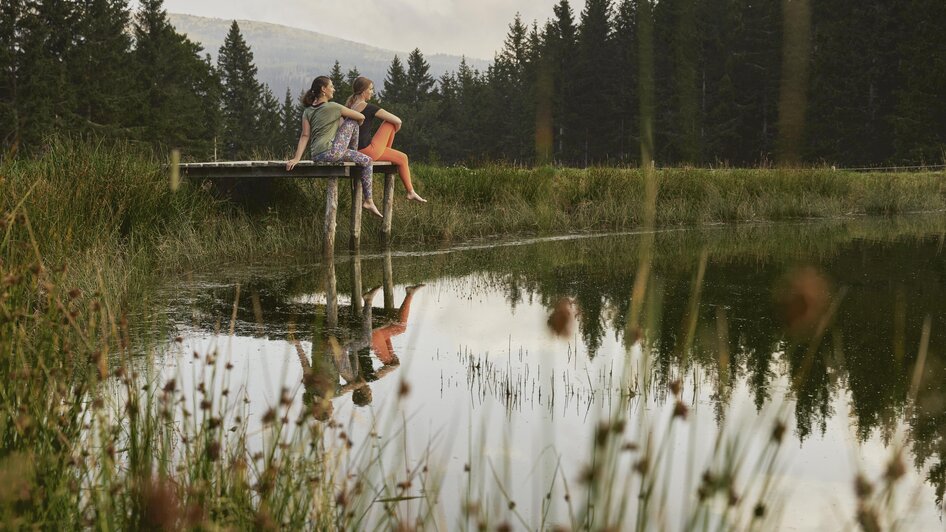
[149,214,946,530]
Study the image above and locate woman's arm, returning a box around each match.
[340,107,366,125]
[376,109,403,132]
[286,117,311,170]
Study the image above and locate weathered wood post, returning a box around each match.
[350,253,363,316]
[380,174,395,246]
[383,250,394,313]
[350,175,363,251]
[324,177,339,257]
[325,257,337,330]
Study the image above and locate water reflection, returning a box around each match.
[158,216,946,527]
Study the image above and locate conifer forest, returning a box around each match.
[1,0,944,167]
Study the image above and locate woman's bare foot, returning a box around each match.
[406,191,427,203]
[363,201,383,218]
[363,285,381,306]
[405,284,425,294]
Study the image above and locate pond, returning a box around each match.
[151,215,946,530]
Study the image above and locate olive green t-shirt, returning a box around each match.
[303,102,344,156]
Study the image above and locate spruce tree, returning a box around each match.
[574,0,614,164]
[11,0,79,151]
[281,88,298,155]
[405,48,435,104]
[892,0,946,163]
[134,0,221,156]
[0,0,24,154]
[383,55,407,104]
[545,0,578,162]
[218,20,262,159]
[345,67,361,90]
[612,0,639,162]
[257,84,283,156]
[72,0,135,133]
[328,60,348,103]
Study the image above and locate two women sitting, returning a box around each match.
[287,75,426,217]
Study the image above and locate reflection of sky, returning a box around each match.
[161,272,944,530]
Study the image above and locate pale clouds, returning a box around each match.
[157,0,588,59]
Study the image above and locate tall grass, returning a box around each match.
[1,138,942,528]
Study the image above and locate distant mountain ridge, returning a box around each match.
[168,13,490,97]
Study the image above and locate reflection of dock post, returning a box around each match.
[324,178,339,256]
[380,174,395,246]
[351,253,363,315]
[350,177,363,251]
[325,258,338,329]
[383,250,394,313]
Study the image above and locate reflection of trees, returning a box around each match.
[167,216,946,501]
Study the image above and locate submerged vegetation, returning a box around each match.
[1,139,945,528]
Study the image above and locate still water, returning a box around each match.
[153,216,946,530]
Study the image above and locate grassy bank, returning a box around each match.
[1,139,941,528]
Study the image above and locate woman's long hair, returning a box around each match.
[345,77,373,108]
[303,76,331,106]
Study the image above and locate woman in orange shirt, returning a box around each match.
[346,77,427,203]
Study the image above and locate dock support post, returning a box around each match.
[325,259,337,330]
[351,253,362,316]
[350,176,362,251]
[324,177,339,257]
[383,250,394,314]
[380,173,395,246]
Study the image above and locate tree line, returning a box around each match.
[2,0,944,166]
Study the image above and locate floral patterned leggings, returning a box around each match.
[312,118,373,200]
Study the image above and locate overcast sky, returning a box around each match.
[157,0,588,59]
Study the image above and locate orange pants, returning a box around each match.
[359,122,414,193]
[370,290,415,365]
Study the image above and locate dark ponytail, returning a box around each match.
[303,76,331,106]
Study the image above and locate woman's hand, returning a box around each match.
[286,157,301,171]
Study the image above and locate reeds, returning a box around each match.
[1,137,943,528]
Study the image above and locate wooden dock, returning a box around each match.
[178,160,399,255]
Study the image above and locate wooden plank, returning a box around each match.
[179,161,394,179]
[380,174,395,245]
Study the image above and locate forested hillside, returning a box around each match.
[1,0,943,166]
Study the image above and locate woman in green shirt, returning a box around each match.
[287,76,382,217]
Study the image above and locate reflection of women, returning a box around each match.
[294,339,337,421]
[365,284,423,364]
[287,76,383,217]
[293,285,413,416]
[346,77,427,203]
[547,297,578,338]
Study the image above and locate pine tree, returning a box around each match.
[383,55,407,104]
[134,0,221,156]
[71,0,135,133]
[257,84,283,156]
[345,67,361,90]
[281,88,298,155]
[328,60,348,103]
[10,0,79,151]
[0,0,25,154]
[405,48,435,104]
[218,20,262,159]
[545,0,578,162]
[671,0,701,163]
[612,0,639,162]
[892,0,946,163]
[574,0,614,164]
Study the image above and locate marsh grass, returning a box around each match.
[1,138,943,528]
